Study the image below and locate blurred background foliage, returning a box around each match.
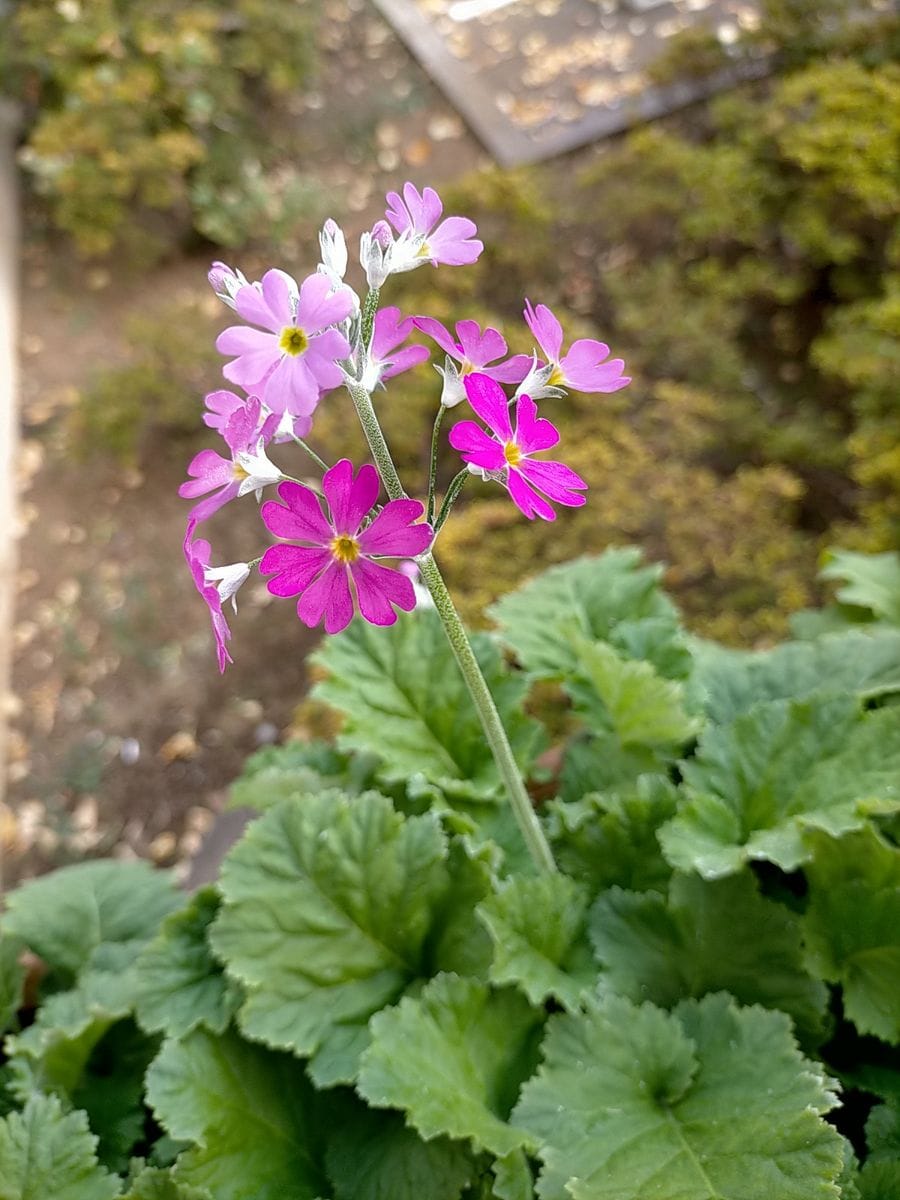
[6,0,900,646]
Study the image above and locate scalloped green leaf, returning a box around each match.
[145,1028,328,1200]
[0,1094,120,1200]
[567,636,700,748]
[493,1149,535,1200]
[122,1166,211,1200]
[803,827,900,1043]
[488,550,679,680]
[311,608,543,801]
[357,973,543,1158]
[229,741,380,812]
[858,1162,900,1200]
[546,776,677,892]
[133,887,239,1040]
[209,792,466,1083]
[821,549,900,625]
[1,861,179,980]
[660,698,900,878]
[589,871,828,1041]
[477,875,595,1011]
[325,1103,474,1200]
[692,629,900,722]
[514,993,843,1200]
[0,938,25,1035]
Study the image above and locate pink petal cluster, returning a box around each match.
[412,317,530,384]
[524,301,630,393]
[450,373,587,522]
[364,307,430,389]
[183,523,232,673]
[260,459,433,634]
[179,397,278,523]
[384,183,483,268]
[217,269,353,418]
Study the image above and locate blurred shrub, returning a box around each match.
[3,0,317,255]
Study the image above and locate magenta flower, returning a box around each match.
[362,307,430,390]
[449,373,588,522]
[523,300,630,393]
[216,269,353,418]
[179,398,281,523]
[260,459,433,634]
[183,522,232,673]
[203,388,245,433]
[413,317,530,403]
[384,183,483,269]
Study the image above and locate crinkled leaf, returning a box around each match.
[660,697,900,877]
[0,938,25,1035]
[492,1149,535,1200]
[0,1094,120,1200]
[821,549,900,625]
[514,992,843,1200]
[325,1102,474,1200]
[589,871,828,1042]
[312,608,543,801]
[477,876,595,1011]
[210,792,453,1082]
[1,861,179,979]
[546,776,677,892]
[229,741,380,812]
[133,887,239,1040]
[866,1098,900,1163]
[488,550,678,679]
[357,973,543,1158]
[5,990,118,1102]
[803,827,900,1043]
[145,1028,328,1200]
[858,1162,900,1200]
[560,734,670,800]
[567,636,700,748]
[122,1166,211,1200]
[692,629,900,722]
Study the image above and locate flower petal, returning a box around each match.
[263,354,319,417]
[358,499,432,557]
[297,561,354,633]
[412,316,461,359]
[179,448,233,497]
[351,558,416,626]
[448,420,506,471]
[222,349,279,391]
[203,389,245,431]
[524,300,564,362]
[381,343,430,380]
[297,272,354,332]
[560,340,630,392]
[506,468,556,522]
[372,306,411,358]
[428,217,482,265]
[485,353,532,385]
[517,458,588,506]
[514,395,560,455]
[455,320,506,367]
[216,326,277,357]
[185,482,241,523]
[260,544,331,596]
[261,269,298,327]
[234,283,279,332]
[385,189,412,235]
[463,372,513,441]
[261,481,333,543]
[323,460,380,536]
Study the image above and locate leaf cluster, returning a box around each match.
[3,550,900,1197]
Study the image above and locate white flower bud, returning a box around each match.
[436,358,466,408]
[318,218,348,280]
[204,562,251,612]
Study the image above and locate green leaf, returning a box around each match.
[311,608,543,801]
[660,698,900,878]
[5,990,118,1102]
[325,1102,474,1200]
[0,938,25,1034]
[357,973,543,1158]
[0,1094,120,1200]
[567,636,700,748]
[858,1162,900,1200]
[145,1028,328,1200]
[821,549,900,625]
[546,776,677,892]
[133,887,239,1040]
[514,993,843,1200]
[488,550,678,680]
[692,629,900,722]
[803,827,900,1042]
[210,792,451,1081]
[229,741,379,812]
[122,1166,211,1200]
[1,861,180,979]
[492,1149,535,1200]
[589,871,828,1042]
[477,875,595,1011]
[866,1098,900,1162]
[559,734,670,800]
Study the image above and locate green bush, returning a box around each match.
[2,551,900,1197]
[3,0,317,255]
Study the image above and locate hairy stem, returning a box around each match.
[434,468,469,534]
[426,405,445,524]
[346,369,557,875]
[360,287,380,349]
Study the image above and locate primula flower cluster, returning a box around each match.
[181,181,629,669]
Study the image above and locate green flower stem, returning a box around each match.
[434,468,469,535]
[426,406,445,524]
[346,377,557,875]
[360,287,380,349]
[290,435,329,472]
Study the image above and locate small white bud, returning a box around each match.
[205,562,251,612]
[437,358,466,408]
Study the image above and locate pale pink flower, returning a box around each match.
[183,522,232,673]
[523,300,630,393]
[413,316,530,405]
[260,459,433,634]
[383,183,483,270]
[179,398,281,523]
[216,269,353,418]
[449,373,588,522]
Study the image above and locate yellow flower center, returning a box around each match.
[232,462,250,481]
[459,358,474,376]
[504,441,522,467]
[547,363,565,388]
[416,239,432,259]
[330,534,360,564]
[279,326,309,356]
